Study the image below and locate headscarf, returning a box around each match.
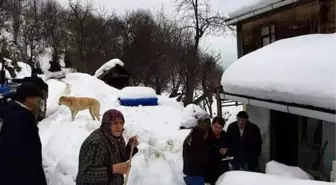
[100,109,125,137]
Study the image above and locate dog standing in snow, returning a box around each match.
[58,96,101,121]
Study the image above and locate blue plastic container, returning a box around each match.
[119,97,158,106]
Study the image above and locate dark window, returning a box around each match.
[261,24,276,47]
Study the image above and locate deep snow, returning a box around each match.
[37,72,246,185]
[36,72,331,185]
[221,33,336,111]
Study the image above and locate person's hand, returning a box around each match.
[112,162,130,174]
[219,148,228,156]
[129,136,139,147]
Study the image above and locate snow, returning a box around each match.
[217,171,332,185]
[94,58,124,78]
[0,58,31,79]
[221,33,336,111]
[119,86,157,99]
[180,104,210,129]
[265,160,313,180]
[39,72,191,185]
[16,62,32,79]
[227,0,283,18]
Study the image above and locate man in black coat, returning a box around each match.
[11,70,48,121]
[0,83,47,185]
[205,117,230,185]
[227,111,262,172]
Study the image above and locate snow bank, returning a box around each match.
[94,58,124,78]
[119,86,157,99]
[38,73,191,185]
[16,62,32,79]
[221,33,336,111]
[180,104,210,129]
[217,171,331,185]
[265,161,313,180]
[0,58,31,79]
[227,0,282,18]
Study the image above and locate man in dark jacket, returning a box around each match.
[11,70,48,121]
[0,83,47,185]
[227,111,262,172]
[182,118,210,185]
[205,117,229,185]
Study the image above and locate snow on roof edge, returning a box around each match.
[221,33,336,111]
[227,0,284,19]
[94,58,124,78]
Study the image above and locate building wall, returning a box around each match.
[246,105,271,171]
[322,120,335,173]
[238,0,336,55]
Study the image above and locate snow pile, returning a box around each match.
[0,57,31,79]
[119,86,157,99]
[227,0,282,18]
[38,72,191,185]
[265,160,313,180]
[94,58,124,78]
[221,33,336,111]
[180,104,210,129]
[16,62,32,79]
[217,171,331,185]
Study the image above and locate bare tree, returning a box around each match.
[174,0,228,105]
[67,0,93,71]
[41,0,67,71]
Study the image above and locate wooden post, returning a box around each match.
[123,142,135,185]
[216,87,222,117]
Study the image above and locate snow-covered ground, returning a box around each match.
[217,171,332,185]
[33,71,333,185]
[39,72,191,185]
[37,71,246,185]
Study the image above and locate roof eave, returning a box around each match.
[222,91,336,123]
[226,0,300,26]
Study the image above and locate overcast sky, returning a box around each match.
[57,0,241,69]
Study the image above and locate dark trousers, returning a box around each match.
[183,176,205,185]
[205,161,229,185]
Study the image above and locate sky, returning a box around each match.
[57,0,243,69]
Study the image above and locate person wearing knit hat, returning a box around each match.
[76,109,139,185]
[226,111,262,172]
[0,82,47,185]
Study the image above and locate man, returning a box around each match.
[12,69,48,121]
[205,117,229,185]
[227,111,262,172]
[0,83,47,185]
[182,118,210,185]
[76,109,139,185]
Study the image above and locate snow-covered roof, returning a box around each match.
[227,0,283,18]
[94,58,124,78]
[221,33,336,112]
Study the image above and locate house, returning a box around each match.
[225,0,335,57]
[219,0,336,181]
[94,59,132,89]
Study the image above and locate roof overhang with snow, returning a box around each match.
[221,33,336,123]
[225,0,303,25]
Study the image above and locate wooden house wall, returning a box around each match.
[237,0,335,55]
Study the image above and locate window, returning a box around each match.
[261,24,276,47]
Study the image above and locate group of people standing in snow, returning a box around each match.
[182,111,262,185]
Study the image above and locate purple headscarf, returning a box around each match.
[100,109,125,136]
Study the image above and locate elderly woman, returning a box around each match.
[76,109,139,185]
